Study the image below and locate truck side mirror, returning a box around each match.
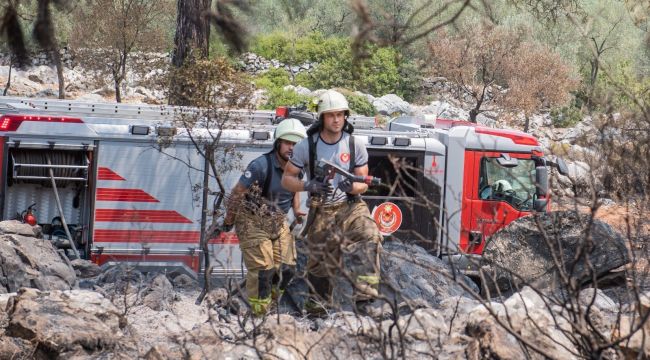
[556,157,569,176]
[496,153,518,168]
[544,156,569,176]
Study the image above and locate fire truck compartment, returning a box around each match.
[2,142,93,257]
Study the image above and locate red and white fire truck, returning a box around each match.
[0,97,563,278]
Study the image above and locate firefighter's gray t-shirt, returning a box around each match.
[239,152,295,213]
[290,132,368,204]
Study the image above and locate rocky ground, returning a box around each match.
[0,213,649,359]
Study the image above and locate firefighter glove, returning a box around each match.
[338,178,353,193]
[221,223,234,232]
[304,179,333,195]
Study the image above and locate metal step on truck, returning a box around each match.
[0,96,563,281]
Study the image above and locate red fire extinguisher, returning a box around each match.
[22,203,37,226]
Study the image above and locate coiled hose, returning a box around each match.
[11,150,85,187]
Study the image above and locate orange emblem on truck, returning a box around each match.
[372,202,403,236]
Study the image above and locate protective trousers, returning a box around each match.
[235,211,296,316]
[305,199,383,304]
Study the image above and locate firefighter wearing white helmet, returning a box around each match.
[282,90,383,313]
[223,118,307,316]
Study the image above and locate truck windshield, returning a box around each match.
[478,156,535,211]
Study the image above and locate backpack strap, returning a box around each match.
[262,153,272,198]
[347,133,362,202]
[308,134,316,180]
[349,134,355,172]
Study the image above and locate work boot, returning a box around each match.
[278,264,296,291]
[354,274,380,302]
[249,296,272,317]
[304,299,328,317]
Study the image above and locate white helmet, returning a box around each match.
[274,118,307,144]
[493,179,513,193]
[317,90,350,120]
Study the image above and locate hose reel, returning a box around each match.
[10,149,89,187]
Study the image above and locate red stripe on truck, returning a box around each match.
[97,188,159,202]
[98,167,125,181]
[94,229,199,243]
[95,209,193,223]
[92,229,240,244]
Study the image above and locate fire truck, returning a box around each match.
[0,97,564,279]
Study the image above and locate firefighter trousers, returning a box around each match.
[235,211,296,315]
[305,199,383,303]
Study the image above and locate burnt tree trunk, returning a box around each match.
[172,0,211,66]
[113,51,129,103]
[114,75,122,103]
[469,84,488,123]
[169,0,212,105]
[51,48,65,99]
[3,58,12,96]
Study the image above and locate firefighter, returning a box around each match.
[222,118,307,316]
[281,89,383,310]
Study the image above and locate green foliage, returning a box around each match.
[254,68,291,89]
[208,37,233,59]
[251,32,292,63]
[243,0,352,37]
[347,94,376,116]
[360,47,402,96]
[261,87,312,110]
[287,37,419,100]
[251,32,347,65]
[593,60,650,110]
[252,31,420,101]
[254,68,309,109]
[551,105,583,128]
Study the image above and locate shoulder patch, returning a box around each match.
[244,170,252,178]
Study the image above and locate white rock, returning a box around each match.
[0,292,16,311]
[0,65,11,77]
[561,116,596,142]
[373,93,411,115]
[74,93,107,102]
[21,65,59,85]
[0,220,40,237]
[503,286,548,311]
[565,160,592,184]
[578,288,618,313]
[417,100,469,120]
[34,88,58,97]
[283,85,312,96]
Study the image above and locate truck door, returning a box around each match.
[462,151,537,254]
[364,149,440,252]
